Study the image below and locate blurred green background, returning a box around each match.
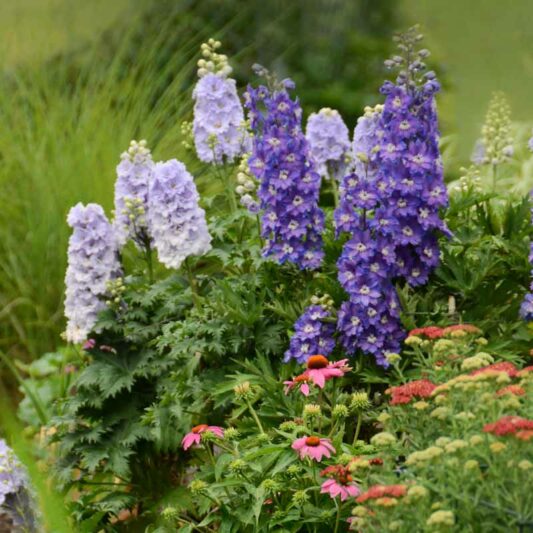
[0,0,532,361]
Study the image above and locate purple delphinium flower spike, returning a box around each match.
[245,82,325,270]
[305,107,350,180]
[284,304,336,364]
[65,203,121,344]
[147,159,212,270]
[113,139,154,248]
[520,192,533,321]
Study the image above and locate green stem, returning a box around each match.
[144,243,154,284]
[330,175,339,208]
[333,499,341,533]
[245,399,265,434]
[0,350,48,425]
[352,412,362,446]
[185,258,201,310]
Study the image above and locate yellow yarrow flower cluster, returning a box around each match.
[406,446,444,466]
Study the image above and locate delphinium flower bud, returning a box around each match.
[180,121,194,151]
[476,92,514,166]
[65,203,122,343]
[113,139,154,248]
[235,155,260,213]
[284,298,336,363]
[305,107,350,180]
[147,159,212,270]
[193,40,249,164]
[245,78,325,269]
[105,277,126,311]
[376,27,449,287]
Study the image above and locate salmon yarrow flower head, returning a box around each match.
[292,436,336,462]
[64,203,122,343]
[483,416,533,440]
[182,425,224,450]
[496,385,526,397]
[356,484,407,504]
[387,379,437,405]
[319,465,360,501]
[470,361,519,378]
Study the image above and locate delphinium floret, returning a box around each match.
[305,107,350,180]
[113,139,154,248]
[64,203,121,343]
[245,68,325,269]
[284,295,336,363]
[520,193,533,321]
[192,39,249,164]
[147,159,212,270]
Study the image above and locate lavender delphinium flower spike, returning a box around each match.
[284,300,336,364]
[65,203,121,344]
[245,78,325,270]
[147,159,212,270]
[113,139,154,248]
[305,108,350,180]
[192,39,249,164]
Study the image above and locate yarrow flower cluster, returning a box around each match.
[483,416,533,441]
[284,296,335,363]
[245,75,325,269]
[147,159,212,270]
[64,203,121,343]
[113,139,154,248]
[192,40,249,164]
[305,107,350,179]
[387,379,437,405]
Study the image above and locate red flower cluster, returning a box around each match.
[471,362,518,378]
[483,416,533,441]
[407,324,480,339]
[320,464,353,484]
[496,385,526,397]
[518,365,533,377]
[356,484,407,503]
[387,379,437,405]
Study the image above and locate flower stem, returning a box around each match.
[333,499,341,533]
[245,399,265,434]
[352,412,363,446]
[144,242,154,284]
[184,257,201,310]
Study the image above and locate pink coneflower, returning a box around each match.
[182,424,224,450]
[320,465,360,501]
[283,374,311,396]
[292,435,336,461]
[305,355,351,388]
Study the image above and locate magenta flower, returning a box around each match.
[305,355,351,388]
[182,424,224,450]
[321,479,360,501]
[292,436,336,462]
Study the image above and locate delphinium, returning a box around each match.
[245,67,325,269]
[192,39,249,166]
[520,195,533,321]
[284,295,336,364]
[234,155,260,214]
[471,92,514,188]
[376,26,449,287]
[0,439,37,531]
[64,203,121,343]
[147,159,212,270]
[305,107,350,204]
[334,117,405,366]
[113,139,154,249]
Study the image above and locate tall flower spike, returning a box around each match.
[520,192,533,321]
[305,108,350,180]
[377,27,449,287]
[113,139,154,248]
[65,204,121,343]
[192,39,249,164]
[147,159,212,270]
[0,439,27,507]
[284,299,336,364]
[245,79,325,269]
